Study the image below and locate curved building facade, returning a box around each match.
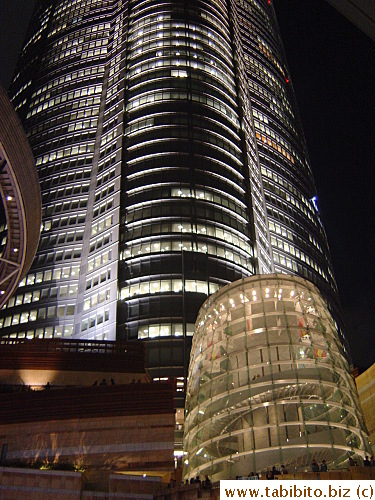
[0,86,41,309]
[183,275,370,480]
[1,0,348,390]
[118,0,256,382]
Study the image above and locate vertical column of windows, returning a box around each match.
[113,1,254,386]
[0,6,111,341]
[228,0,274,275]
[235,0,337,298]
[10,4,53,116]
[118,0,254,357]
[79,7,126,340]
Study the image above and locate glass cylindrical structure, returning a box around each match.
[184,274,370,480]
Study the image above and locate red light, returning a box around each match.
[268,0,271,4]
[285,78,290,84]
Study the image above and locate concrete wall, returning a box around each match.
[0,467,165,499]
[1,412,174,471]
[0,467,82,499]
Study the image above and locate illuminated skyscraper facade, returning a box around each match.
[1,0,345,388]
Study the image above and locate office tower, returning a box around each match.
[1,0,346,388]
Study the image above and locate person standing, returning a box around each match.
[281,465,288,474]
[311,459,319,472]
[266,469,274,480]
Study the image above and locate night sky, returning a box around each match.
[274,0,375,371]
[0,0,374,370]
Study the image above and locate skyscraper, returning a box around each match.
[1,0,347,389]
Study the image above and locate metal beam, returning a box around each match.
[325,0,375,41]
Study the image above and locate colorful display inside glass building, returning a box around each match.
[183,275,370,480]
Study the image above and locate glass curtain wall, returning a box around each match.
[184,275,370,480]
[117,0,255,383]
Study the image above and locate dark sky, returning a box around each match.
[274,0,375,371]
[0,0,374,370]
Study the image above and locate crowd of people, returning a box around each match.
[167,475,212,490]
[360,456,375,467]
[265,465,289,479]
[167,455,375,489]
[311,459,327,472]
